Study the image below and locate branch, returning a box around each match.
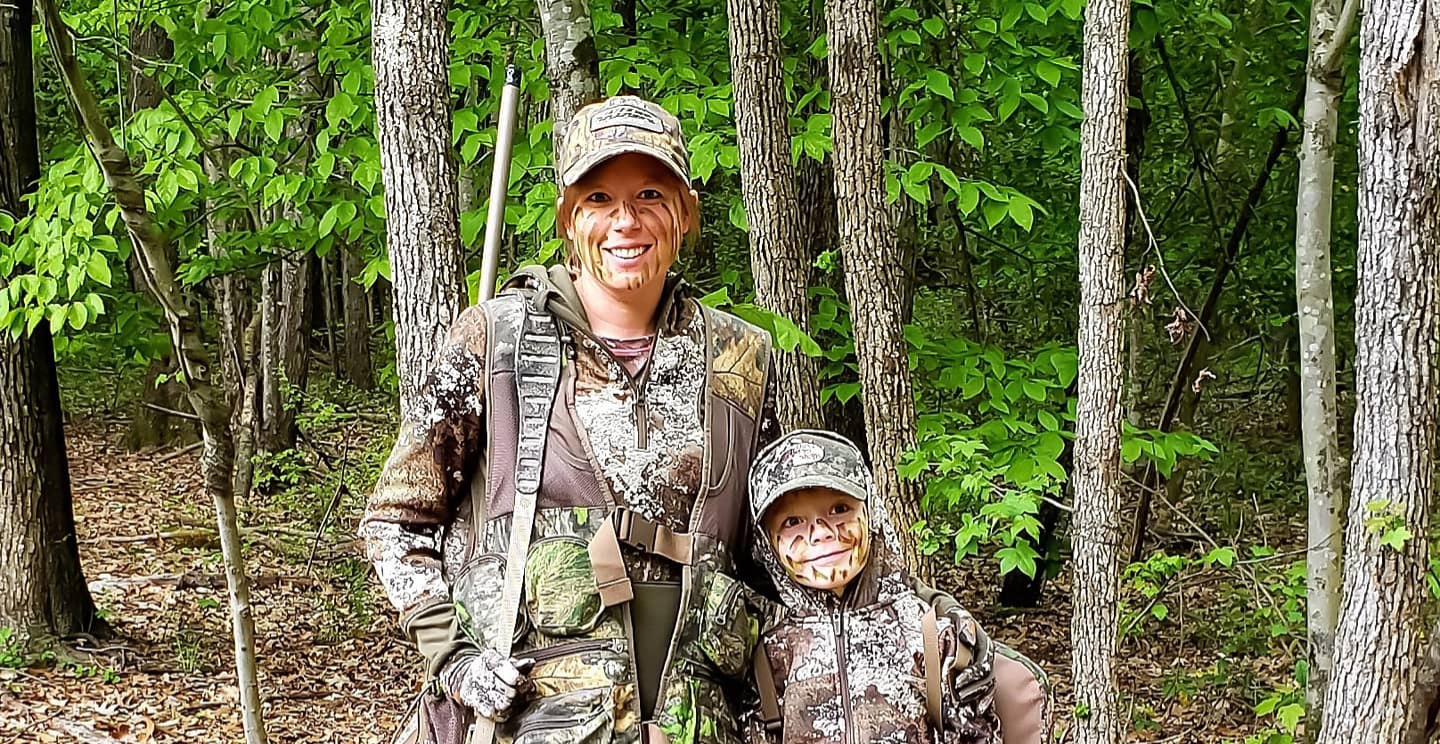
[1320,0,1360,75]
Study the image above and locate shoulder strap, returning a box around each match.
[472,298,562,744]
[922,605,943,730]
[752,645,783,735]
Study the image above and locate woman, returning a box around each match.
[362,95,780,744]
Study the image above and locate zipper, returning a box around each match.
[834,595,856,744]
[525,636,618,663]
[565,286,675,451]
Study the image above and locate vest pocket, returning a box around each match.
[453,553,528,648]
[525,536,604,637]
[696,572,757,678]
[501,686,614,744]
[503,640,634,744]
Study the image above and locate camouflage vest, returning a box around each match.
[445,289,771,744]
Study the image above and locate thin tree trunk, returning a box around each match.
[372,0,466,419]
[35,6,267,741]
[1294,0,1355,729]
[340,246,374,390]
[1317,2,1440,741]
[824,0,927,580]
[1070,0,1130,742]
[0,0,96,644]
[727,0,824,431]
[537,0,600,168]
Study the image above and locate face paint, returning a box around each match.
[562,153,693,294]
[763,488,872,594]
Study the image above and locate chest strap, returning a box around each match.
[589,507,695,608]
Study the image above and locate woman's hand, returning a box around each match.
[441,648,535,720]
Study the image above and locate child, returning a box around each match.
[747,430,1001,744]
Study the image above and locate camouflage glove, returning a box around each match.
[440,648,534,720]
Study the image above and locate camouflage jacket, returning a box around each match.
[362,265,777,744]
[748,469,1001,744]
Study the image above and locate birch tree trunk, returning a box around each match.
[1070,0,1130,741]
[1317,2,1440,741]
[36,6,268,741]
[824,0,928,579]
[0,0,96,645]
[727,0,824,431]
[372,0,466,419]
[537,0,600,163]
[1294,0,1356,729]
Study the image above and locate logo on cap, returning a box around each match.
[589,100,666,134]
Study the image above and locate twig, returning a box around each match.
[1320,0,1360,75]
[143,402,200,421]
[1122,170,1206,340]
[155,441,202,463]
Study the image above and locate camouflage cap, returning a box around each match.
[749,429,875,523]
[557,96,691,188]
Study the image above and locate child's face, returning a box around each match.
[763,487,871,594]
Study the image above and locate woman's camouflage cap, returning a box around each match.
[558,96,691,188]
[749,429,876,523]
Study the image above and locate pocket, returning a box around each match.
[453,554,528,648]
[502,687,614,744]
[525,536,604,637]
[696,572,758,678]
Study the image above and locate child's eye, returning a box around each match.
[831,503,851,516]
[781,516,804,530]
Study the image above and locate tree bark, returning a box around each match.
[727,0,825,431]
[537,0,600,165]
[0,0,97,645]
[340,246,374,390]
[824,0,927,580]
[1317,2,1440,742]
[372,0,466,419]
[1070,0,1130,742]
[35,6,267,741]
[1294,0,1354,729]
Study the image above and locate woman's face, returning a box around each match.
[561,153,698,294]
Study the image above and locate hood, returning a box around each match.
[747,430,912,614]
[504,264,689,337]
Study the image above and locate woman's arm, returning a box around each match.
[360,305,489,680]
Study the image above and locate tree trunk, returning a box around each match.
[125,21,171,113]
[1294,0,1353,729]
[372,0,466,419]
[1317,3,1439,741]
[727,0,825,431]
[0,0,97,645]
[537,0,600,165]
[258,252,310,452]
[340,246,374,390]
[35,6,268,740]
[1070,0,1130,742]
[824,0,927,580]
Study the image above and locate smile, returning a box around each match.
[802,548,852,566]
[604,243,652,260]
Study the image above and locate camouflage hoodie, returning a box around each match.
[747,431,1001,744]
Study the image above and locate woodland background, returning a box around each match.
[1,0,1436,741]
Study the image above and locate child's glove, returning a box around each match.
[441,648,534,720]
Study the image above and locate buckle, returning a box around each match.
[615,509,659,553]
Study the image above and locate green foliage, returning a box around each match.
[0,627,26,669]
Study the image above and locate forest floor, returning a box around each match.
[0,410,1299,743]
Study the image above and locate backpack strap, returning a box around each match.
[752,645,783,735]
[473,297,562,744]
[922,605,944,730]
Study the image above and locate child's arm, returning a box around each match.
[938,608,1003,744]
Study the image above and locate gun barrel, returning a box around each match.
[478,65,523,303]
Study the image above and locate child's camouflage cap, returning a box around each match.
[749,429,875,522]
[558,96,690,188]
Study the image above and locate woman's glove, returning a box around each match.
[440,648,534,720]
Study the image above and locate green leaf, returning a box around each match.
[264,109,285,143]
[964,54,986,76]
[983,200,1008,228]
[1022,380,1046,401]
[1381,526,1413,551]
[327,92,357,129]
[925,70,955,101]
[1034,60,1062,87]
[1276,703,1304,733]
[84,293,104,318]
[86,253,112,287]
[1120,438,1142,463]
[958,183,980,214]
[1008,199,1034,231]
[956,126,984,151]
[1022,93,1049,114]
[1149,602,1169,621]
[1202,547,1236,567]
[898,29,922,45]
[728,198,748,231]
[996,545,1037,578]
[922,18,944,37]
[67,302,88,330]
[1038,410,1059,430]
[833,382,862,403]
[1025,2,1048,23]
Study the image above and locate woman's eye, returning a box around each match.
[638,188,663,200]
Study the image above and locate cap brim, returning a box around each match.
[752,474,871,523]
[560,143,690,188]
